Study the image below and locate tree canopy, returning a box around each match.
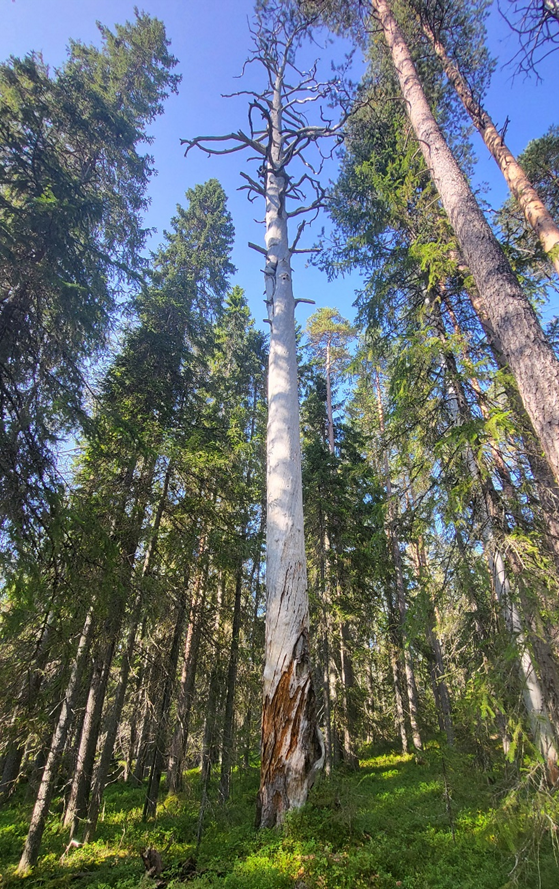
[1,2,559,886]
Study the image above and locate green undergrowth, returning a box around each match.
[1,746,558,889]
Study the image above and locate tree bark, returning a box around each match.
[373,0,559,486]
[376,369,422,750]
[387,599,409,755]
[143,590,188,820]
[325,340,335,455]
[413,540,454,746]
[338,621,360,767]
[63,636,116,836]
[219,559,244,801]
[84,605,141,841]
[256,59,323,829]
[419,13,559,275]
[132,654,157,784]
[84,463,172,839]
[196,581,224,845]
[440,337,558,772]
[0,612,53,805]
[18,608,94,874]
[167,556,207,794]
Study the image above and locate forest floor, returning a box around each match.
[1,745,558,889]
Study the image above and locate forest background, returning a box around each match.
[2,0,559,888]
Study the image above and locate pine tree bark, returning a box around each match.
[418,13,559,275]
[373,0,559,486]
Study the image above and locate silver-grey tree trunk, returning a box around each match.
[257,79,323,828]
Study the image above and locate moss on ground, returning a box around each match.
[1,746,558,888]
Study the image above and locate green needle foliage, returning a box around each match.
[1,3,559,885]
[0,10,179,538]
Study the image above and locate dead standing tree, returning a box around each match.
[498,0,559,75]
[182,0,349,827]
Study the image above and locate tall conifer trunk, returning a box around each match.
[143,590,188,820]
[417,12,559,276]
[219,559,244,802]
[167,553,208,794]
[372,0,559,485]
[182,5,347,826]
[18,608,94,873]
[376,370,422,751]
[439,332,558,772]
[257,66,323,829]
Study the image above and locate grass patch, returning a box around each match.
[1,747,558,888]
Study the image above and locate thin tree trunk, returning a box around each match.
[125,623,147,783]
[392,540,423,751]
[84,463,173,839]
[426,607,454,745]
[388,615,409,754]
[84,604,141,841]
[242,517,265,771]
[0,744,24,807]
[197,582,224,845]
[325,340,335,454]
[64,454,157,834]
[63,634,117,835]
[324,339,357,765]
[18,608,94,874]
[490,545,558,773]
[373,0,559,485]
[376,369,422,751]
[132,652,158,785]
[167,556,208,794]
[441,342,558,771]
[338,621,359,768]
[317,507,334,774]
[0,608,55,804]
[143,590,188,820]
[219,558,244,802]
[418,14,559,275]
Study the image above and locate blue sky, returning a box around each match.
[2,0,558,331]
